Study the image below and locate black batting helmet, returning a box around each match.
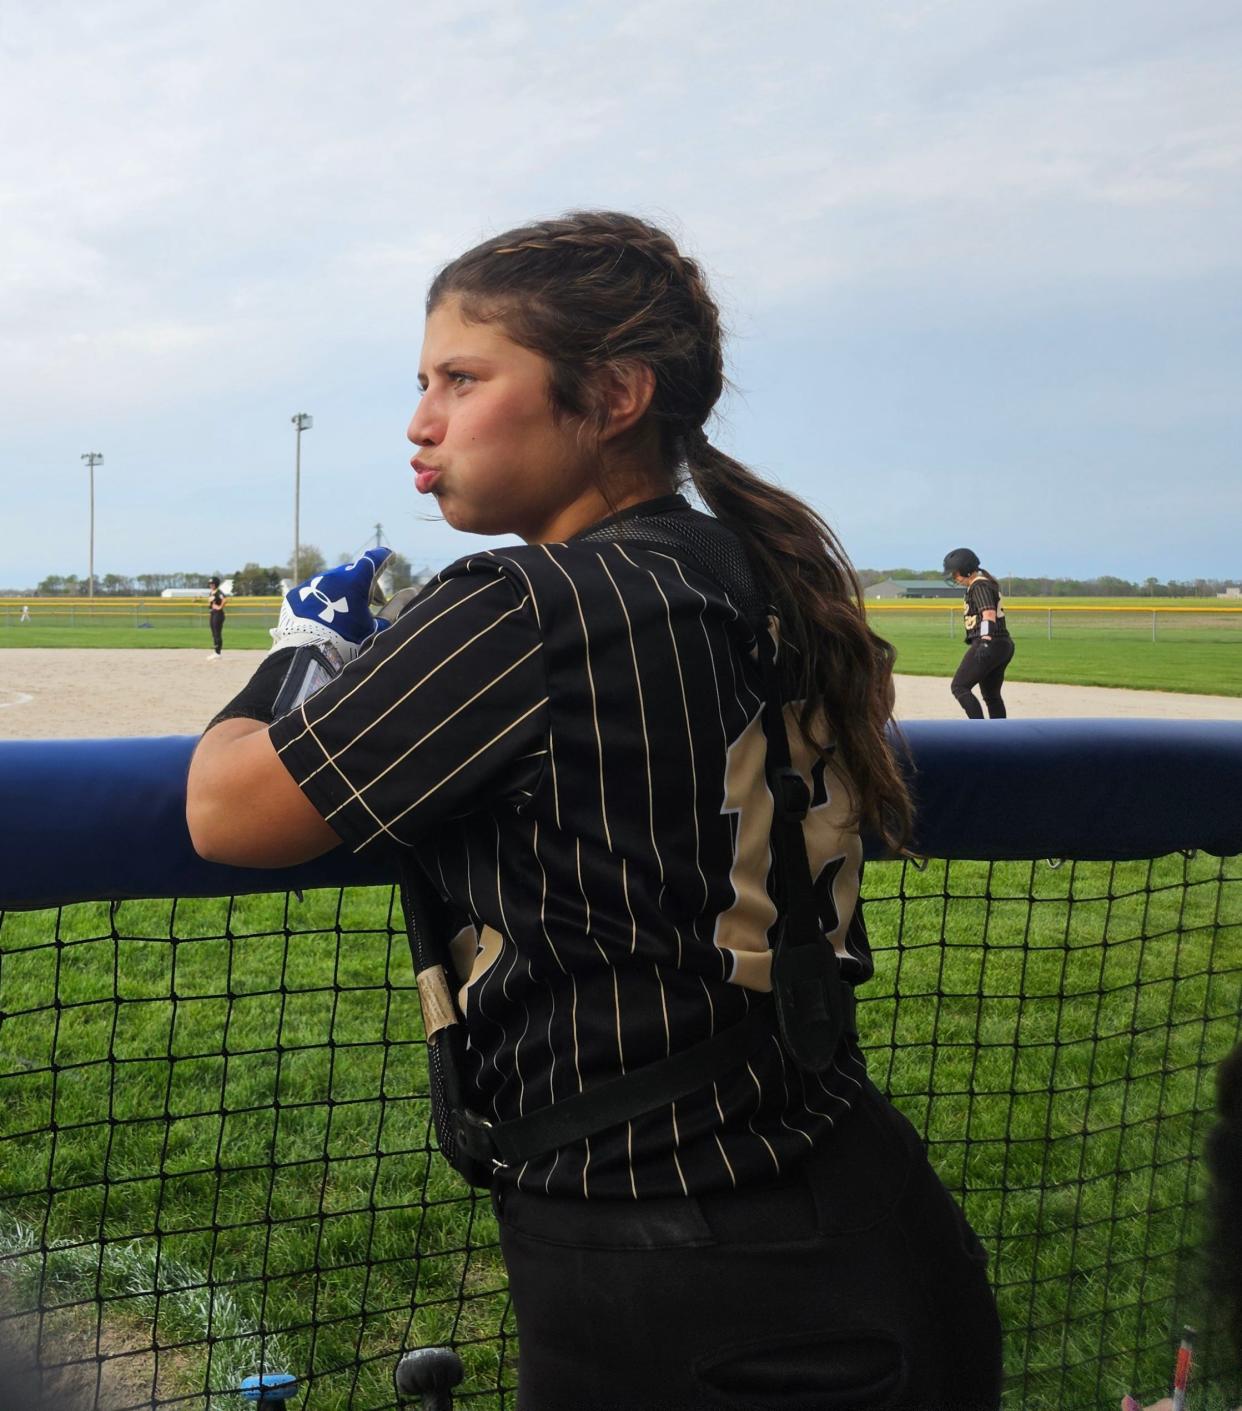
[943,548,980,581]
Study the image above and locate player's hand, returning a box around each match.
[270,548,393,667]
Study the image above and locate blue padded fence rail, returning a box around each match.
[2,719,1242,909]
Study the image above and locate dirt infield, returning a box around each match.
[2,648,1242,740]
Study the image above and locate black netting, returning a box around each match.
[1,854,1239,1410]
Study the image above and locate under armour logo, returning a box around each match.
[299,577,349,623]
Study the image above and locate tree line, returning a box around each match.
[857,569,1241,597]
[29,544,424,596]
[23,559,1241,600]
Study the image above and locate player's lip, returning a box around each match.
[412,459,442,495]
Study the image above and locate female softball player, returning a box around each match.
[943,548,1015,719]
[206,576,226,658]
[188,212,1002,1410]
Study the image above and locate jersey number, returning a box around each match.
[713,705,862,991]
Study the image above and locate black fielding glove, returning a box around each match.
[204,647,300,730]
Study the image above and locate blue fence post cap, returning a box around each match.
[240,1372,299,1402]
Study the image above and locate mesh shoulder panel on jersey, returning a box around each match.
[575,509,769,626]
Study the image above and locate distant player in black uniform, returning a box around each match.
[207,577,226,658]
[944,547,1015,719]
[188,214,1002,1410]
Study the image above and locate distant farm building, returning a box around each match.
[161,577,234,599]
[865,578,961,600]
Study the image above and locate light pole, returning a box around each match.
[291,413,313,581]
[81,452,103,599]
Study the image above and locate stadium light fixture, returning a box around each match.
[291,413,313,582]
[81,452,103,599]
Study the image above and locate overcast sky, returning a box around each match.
[2,0,1239,588]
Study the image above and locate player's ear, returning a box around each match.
[595,361,656,444]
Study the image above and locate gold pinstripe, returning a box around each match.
[275,574,510,750]
[712,1088,738,1189]
[623,550,711,939]
[670,1107,689,1197]
[353,698,547,850]
[541,545,613,853]
[289,608,538,789]
[620,856,637,957]
[768,1036,818,1147]
[529,819,567,974]
[570,972,585,1095]
[744,1060,782,1175]
[484,553,560,829]
[297,714,396,841]
[512,954,533,1120]
[598,551,665,887]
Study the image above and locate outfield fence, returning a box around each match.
[0,598,283,628]
[1,722,1241,1410]
[867,602,1242,642]
[5,597,1242,640]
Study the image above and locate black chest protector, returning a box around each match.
[400,504,856,1188]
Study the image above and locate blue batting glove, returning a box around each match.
[270,548,393,667]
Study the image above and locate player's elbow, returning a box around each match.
[185,734,249,863]
[186,724,343,868]
[185,788,235,864]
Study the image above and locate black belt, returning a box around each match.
[452,987,856,1174]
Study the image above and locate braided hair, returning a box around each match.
[427,211,912,848]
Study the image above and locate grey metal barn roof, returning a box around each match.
[865,578,961,598]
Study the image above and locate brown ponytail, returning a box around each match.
[428,211,912,848]
[681,430,911,848]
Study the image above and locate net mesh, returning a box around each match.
[1,853,1239,1410]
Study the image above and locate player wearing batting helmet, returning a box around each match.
[944,548,1015,719]
[189,214,1002,1411]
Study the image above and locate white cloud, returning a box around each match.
[0,0,1239,579]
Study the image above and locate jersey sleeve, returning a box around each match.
[968,579,1000,615]
[268,557,548,853]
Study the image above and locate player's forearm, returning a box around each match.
[186,718,266,860]
[188,549,392,867]
[187,718,340,867]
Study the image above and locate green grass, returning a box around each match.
[0,605,278,651]
[0,888,511,1409]
[875,611,1242,696]
[3,860,1240,1410]
[8,605,1242,700]
[0,623,277,649]
[862,854,1242,1409]
[872,596,1240,610]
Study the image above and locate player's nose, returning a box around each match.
[407,397,441,447]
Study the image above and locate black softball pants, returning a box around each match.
[493,1079,1003,1411]
[950,639,1014,719]
[210,612,224,653]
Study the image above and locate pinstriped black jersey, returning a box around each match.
[270,495,872,1199]
[962,575,1009,643]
